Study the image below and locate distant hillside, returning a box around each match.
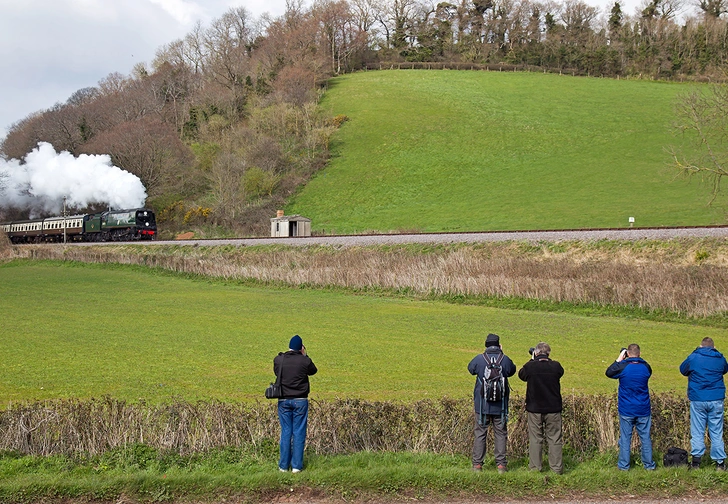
[287,70,724,233]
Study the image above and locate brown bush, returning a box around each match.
[0,394,692,458]
[0,231,13,260]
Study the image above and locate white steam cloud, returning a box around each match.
[0,142,147,216]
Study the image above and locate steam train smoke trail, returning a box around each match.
[0,142,147,216]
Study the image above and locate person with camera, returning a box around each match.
[680,337,728,470]
[467,333,516,473]
[605,344,656,471]
[518,342,564,474]
[273,335,318,473]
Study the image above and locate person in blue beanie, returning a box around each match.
[273,334,317,472]
[606,344,656,471]
[467,333,516,473]
[680,337,728,470]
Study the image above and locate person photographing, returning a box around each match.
[273,334,317,473]
[606,344,656,471]
[518,342,564,474]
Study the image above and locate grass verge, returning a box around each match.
[0,449,726,502]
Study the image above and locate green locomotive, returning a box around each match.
[2,208,157,243]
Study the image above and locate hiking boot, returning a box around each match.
[691,456,702,469]
[472,464,482,472]
[717,461,726,472]
[497,464,507,474]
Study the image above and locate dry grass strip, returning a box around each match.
[0,394,691,457]
[9,240,728,317]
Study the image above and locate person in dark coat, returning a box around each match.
[467,333,516,473]
[518,342,565,474]
[680,337,728,470]
[606,343,656,471]
[273,334,317,472]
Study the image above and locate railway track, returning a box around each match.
[68,225,728,247]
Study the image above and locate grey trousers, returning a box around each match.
[472,412,508,467]
[527,411,563,473]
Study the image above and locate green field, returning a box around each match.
[0,260,721,403]
[288,70,723,233]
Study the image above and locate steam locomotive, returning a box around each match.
[1,208,157,244]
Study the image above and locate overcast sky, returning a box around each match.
[0,0,290,145]
[0,0,648,151]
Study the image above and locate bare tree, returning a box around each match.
[561,0,599,44]
[698,0,727,17]
[1,112,44,160]
[201,7,257,115]
[207,151,247,223]
[81,117,194,198]
[671,84,728,204]
[639,0,686,19]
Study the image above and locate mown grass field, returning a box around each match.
[0,260,722,403]
[288,70,724,233]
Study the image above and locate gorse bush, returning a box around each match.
[0,394,691,458]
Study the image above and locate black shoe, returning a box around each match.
[717,461,726,472]
[691,456,702,469]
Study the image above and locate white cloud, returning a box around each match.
[147,0,208,26]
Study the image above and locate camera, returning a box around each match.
[528,347,535,356]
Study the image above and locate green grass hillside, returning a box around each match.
[288,70,723,233]
[0,261,720,403]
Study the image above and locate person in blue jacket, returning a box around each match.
[606,343,656,471]
[467,333,516,473]
[680,337,728,470]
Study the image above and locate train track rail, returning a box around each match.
[62,225,728,247]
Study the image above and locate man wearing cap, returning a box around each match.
[273,334,318,473]
[467,333,516,473]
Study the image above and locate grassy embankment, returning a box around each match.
[288,70,724,233]
[2,259,728,500]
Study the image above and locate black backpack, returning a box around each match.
[663,447,688,467]
[482,353,505,402]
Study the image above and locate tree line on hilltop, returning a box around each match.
[1,0,726,236]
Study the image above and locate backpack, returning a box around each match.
[482,353,505,403]
[663,447,688,467]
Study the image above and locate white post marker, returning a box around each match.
[628,216,635,228]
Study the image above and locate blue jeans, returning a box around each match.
[278,398,309,471]
[690,400,726,462]
[618,415,656,470]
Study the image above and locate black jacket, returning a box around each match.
[273,350,318,399]
[467,346,517,415]
[518,356,564,414]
